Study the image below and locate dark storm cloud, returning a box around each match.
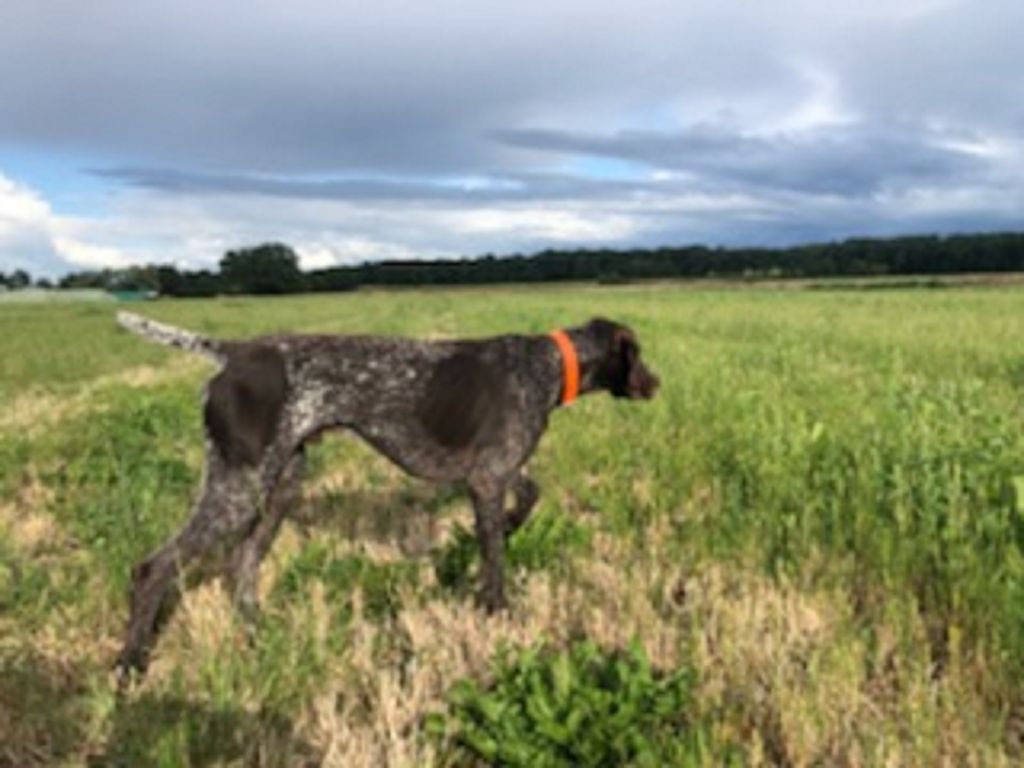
[493,125,987,196]
[8,0,994,185]
[93,119,989,209]
[91,166,651,203]
[0,1,703,174]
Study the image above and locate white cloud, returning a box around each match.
[0,174,62,273]
[0,173,652,275]
[292,237,421,269]
[52,236,135,270]
[757,63,857,135]
[0,173,138,273]
[0,174,50,231]
[442,207,640,242]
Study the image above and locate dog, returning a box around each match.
[113,311,659,677]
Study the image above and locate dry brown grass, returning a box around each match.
[681,565,1011,766]
[307,550,685,765]
[0,472,57,554]
[281,517,1010,766]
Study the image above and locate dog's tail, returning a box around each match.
[116,311,227,363]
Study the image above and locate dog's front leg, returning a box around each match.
[469,479,509,613]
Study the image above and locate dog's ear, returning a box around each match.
[613,328,639,395]
[613,327,659,400]
[613,327,637,362]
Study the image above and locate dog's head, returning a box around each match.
[584,317,660,400]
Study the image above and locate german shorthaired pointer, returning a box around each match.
[113,311,659,677]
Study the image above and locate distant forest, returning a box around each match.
[18,231,1024,297]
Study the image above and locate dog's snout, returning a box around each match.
[645,371,660,399]
[631,362,659,400]
[642,370,660,399]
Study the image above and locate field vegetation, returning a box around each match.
[1,285,1023,765]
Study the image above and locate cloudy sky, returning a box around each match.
[2,0,1023,276]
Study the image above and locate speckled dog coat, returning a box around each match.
[113,310,659,678]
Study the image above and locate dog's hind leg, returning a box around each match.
[115,452,261,679]
[227,448,306,621]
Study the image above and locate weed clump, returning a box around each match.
[433,639,731,767]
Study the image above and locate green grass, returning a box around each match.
[1,284,1023,765]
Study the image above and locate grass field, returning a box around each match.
[2,285,1023,765]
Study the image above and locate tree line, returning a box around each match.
[0,268,51,290]
[32,231,1024,297]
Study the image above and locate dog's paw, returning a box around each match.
[475,589,508,616]
[112,647,148,692]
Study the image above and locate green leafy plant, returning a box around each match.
[434,640,728,767]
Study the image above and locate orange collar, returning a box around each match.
[548,330,579,405]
